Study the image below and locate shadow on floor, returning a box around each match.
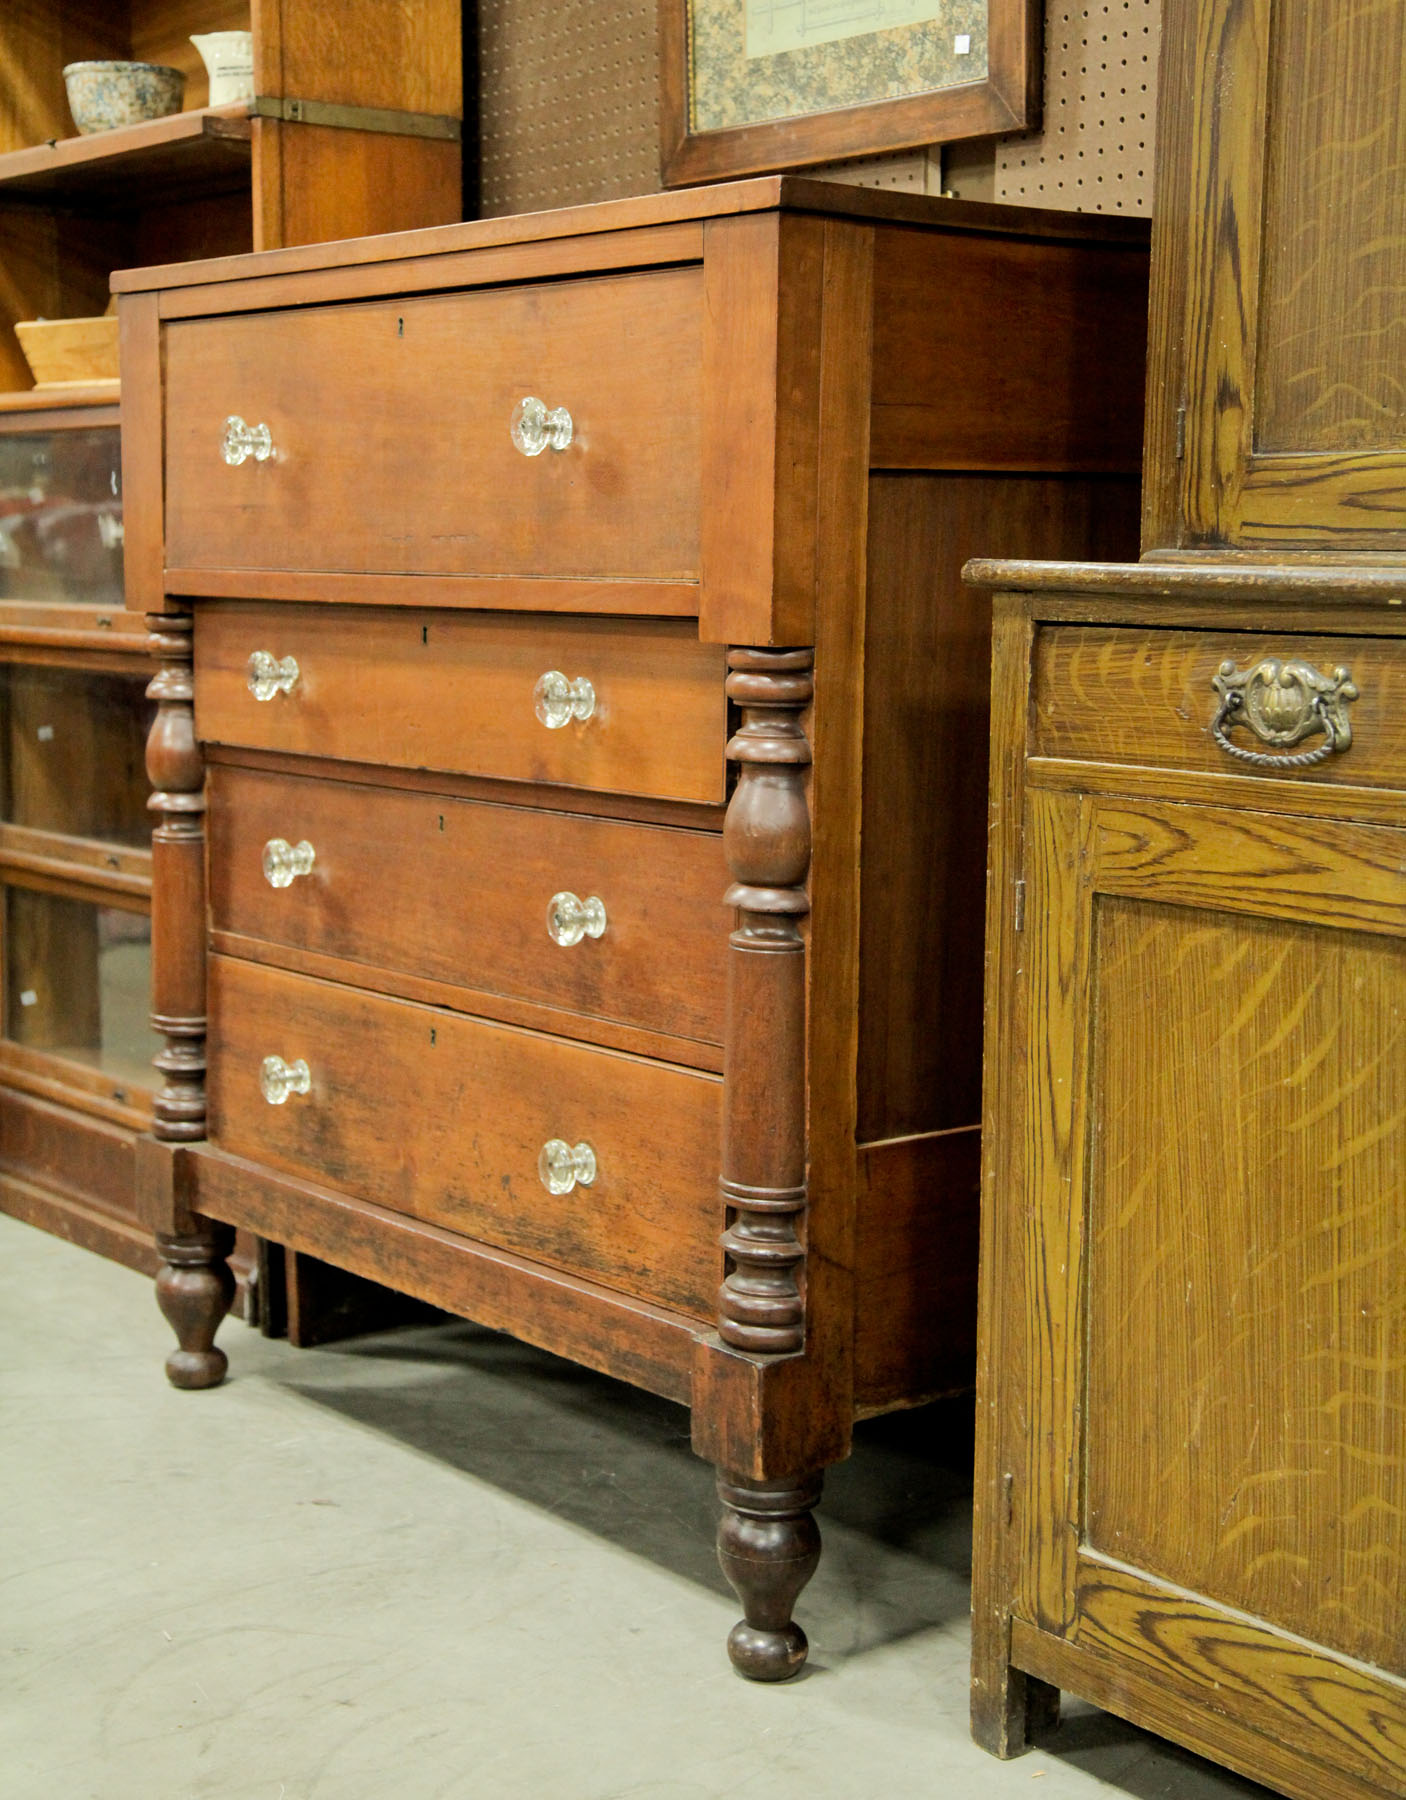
[276,1315,977,1621]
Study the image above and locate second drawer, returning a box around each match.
[208,764,726,1049]
[194,603,728,805]
[208,955,722,1318]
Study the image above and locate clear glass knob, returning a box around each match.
[538,1138,597,1195]
[534,670,595,729]
[263,838,316,888]
[547,892,606,947]
[247,651,299,701]
[222,415,275,465]
[260,1055,311,1105]
[511,396,574,456]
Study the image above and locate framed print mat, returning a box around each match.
[660,0,1041,184]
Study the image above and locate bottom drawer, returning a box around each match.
[207,956,721,1318]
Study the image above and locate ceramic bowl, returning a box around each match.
[15,317,121,386]
[63,61,186,135]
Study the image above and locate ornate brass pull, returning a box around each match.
[1210,658,1357,769]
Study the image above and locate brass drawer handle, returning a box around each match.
[222,415,275,465]
[263,838,315,888]
[538,1138,596,1195]
[511,396,573,456]
[534,670,595,728]
[247,651,299,701]
[1210,658,1358,769]
[547,891,606,946]
[260,1055,310,1105]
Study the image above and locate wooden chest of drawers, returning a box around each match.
[117,178,1149,1677]
[970,563,1406,1799]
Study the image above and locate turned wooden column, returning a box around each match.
[145,611,232,1388]
[712,645,822,1680]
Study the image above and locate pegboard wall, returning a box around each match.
[472,0,1161,220]
[476,0,660,217]
[994,0,1162,214]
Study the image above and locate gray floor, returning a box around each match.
[3,1212,1274,1800]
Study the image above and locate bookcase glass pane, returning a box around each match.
[4,888,157,1091]
[0,429,123,609]
[0,666,152,844]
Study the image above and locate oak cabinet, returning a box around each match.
[120,179,1149,1676]
[970,575,1406,1800]
[1143,0,1406,553]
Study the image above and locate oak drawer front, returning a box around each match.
[165,267,703,581]
[194,604,727,804]
[208,957,720,1317]
[208,765,726,1047]
[1033,627,1405,787]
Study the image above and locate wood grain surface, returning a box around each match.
[1086,897,1406,1677]
[164,269,703,581]
[208,956,722,1317]
[207,762,725,1049]
[193,604,727,804]
[1034,626,1406,791]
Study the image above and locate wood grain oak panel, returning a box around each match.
[1086,897,1406,1677]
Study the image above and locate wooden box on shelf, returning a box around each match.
[116,177,1149,1673]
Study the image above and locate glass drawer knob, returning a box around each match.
[538,1138,597,1195]
[511,396,573,456]
[260,1055,310,1105]
[263,838,315,888]
[222,415,275,465]
[247,651,299,700]
[547,891,606,947]
[534,670,595,729]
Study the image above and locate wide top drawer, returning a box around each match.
[164,267,703,584]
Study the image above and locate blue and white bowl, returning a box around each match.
[63,61,186,135]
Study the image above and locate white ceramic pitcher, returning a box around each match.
[191,31,254,105]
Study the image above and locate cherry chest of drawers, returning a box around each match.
[116,178,1148,1677]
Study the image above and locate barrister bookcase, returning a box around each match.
[0,0,461,1296]
[969,0,1406,1792]
[117,177,1148,1675]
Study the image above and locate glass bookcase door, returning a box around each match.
[0,666,152,844]
[3,886,158,1094]
[0,428,123,608]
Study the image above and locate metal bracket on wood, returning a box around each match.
[249,97,461,142]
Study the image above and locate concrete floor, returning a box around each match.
[3,1211,1275,1800]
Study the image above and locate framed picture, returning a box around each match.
[660,0,1041,186]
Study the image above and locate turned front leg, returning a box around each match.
[717,1471,822,1681]
[145,612,231,1388]
[156,1223,236,1389]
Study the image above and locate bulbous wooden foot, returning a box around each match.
[156,1225,235,1389]
[717,1470,823,1681]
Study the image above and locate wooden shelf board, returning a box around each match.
[0,382,120,415]
[0,106,252,208]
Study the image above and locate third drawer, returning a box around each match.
[208,763,726,1050]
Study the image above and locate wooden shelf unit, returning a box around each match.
[0,0,463,1310]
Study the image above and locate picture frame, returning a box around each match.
[659,0,1041,187]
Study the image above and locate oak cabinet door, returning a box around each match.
[1013,784,1406,1787]
[1161,0,1406,551]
